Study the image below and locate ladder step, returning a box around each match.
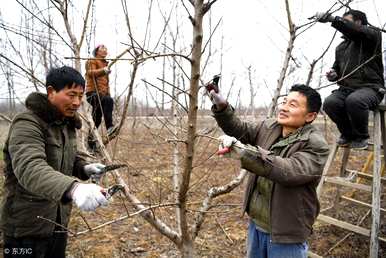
[346,169,386,182]
[340,143,385,152]
[341,196,386,213]
[324,177,372,192]
[317,214,386,242]
[318,214,369,235]
[307,251,323,258]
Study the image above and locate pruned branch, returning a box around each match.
[192,169,247,239]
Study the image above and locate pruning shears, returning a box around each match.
[91,163,128,184]
[205,74,221,93]
[101,184,125,199]
[217,140,247,156]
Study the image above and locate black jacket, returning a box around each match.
[331,17,384,90]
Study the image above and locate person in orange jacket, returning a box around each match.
[85,44,117,136]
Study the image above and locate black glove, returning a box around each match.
[326,69,338,82]
[313,12,335,23]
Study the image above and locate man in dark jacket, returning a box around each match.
[207,84,329,258]
[315,9,385,149]
[1,66,110,258]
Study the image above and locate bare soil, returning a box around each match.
[0,116,385,258]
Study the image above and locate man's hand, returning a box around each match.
[326,69,338,82]
[205,77,227,110]
[70,183,108,211]
[84,163,106,181]
[218,135,243,160]
[209,90,228,110]
[103,67,111,74]
[313,12,335,23]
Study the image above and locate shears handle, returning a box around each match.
[217,147,230,155]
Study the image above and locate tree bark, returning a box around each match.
[267,0,296,118]
[177,1,205,256]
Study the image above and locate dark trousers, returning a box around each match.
[323,87,383,140]
[3,232,67,258]
[86,92,114,129]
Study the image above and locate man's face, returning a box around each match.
[96,45,108,58]
[343,14,362,25]
[277,91,317,132]
[47,84,84,118]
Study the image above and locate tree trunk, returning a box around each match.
[177,1,205,257]
[179,239,195,258]
[267,0,296,118]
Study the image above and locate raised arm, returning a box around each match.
[213,105,263,145]
[331,17,380,44]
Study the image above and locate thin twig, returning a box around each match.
[0,113,12,123]
[215,214,234,245]
[142,79,188,113]
[324,210,371,256]
[37,215,76,235]
[73,202,179,236]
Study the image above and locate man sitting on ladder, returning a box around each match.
[314,9,385,149]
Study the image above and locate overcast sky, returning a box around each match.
[1,0,385,109]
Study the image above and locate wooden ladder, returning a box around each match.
[310,105,386,258]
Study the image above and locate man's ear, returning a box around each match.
[46,85,57,100]
[305,112,318,123]
[355,20,362,26]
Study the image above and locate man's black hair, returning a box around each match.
[92,46,99,57]
[343,9,368,25]
[45,66,85,91]
[92,44,105,57]
[290,84,322,113]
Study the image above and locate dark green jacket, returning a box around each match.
[214,106,329,244]
[1,92,88,238]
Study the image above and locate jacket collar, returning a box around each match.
[265,119,314,150]
[25,92,82,129]
[263,119,282,150]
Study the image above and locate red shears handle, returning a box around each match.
[217,147,231,155]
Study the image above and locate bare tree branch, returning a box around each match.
[0,53,45,87]
[306,30,337,86]
[267,0,296,118]
[0,113,12,123]
[78,0,93,50]
[192,169,247,239]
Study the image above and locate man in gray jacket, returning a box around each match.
[1,66,109,258]
[208,84,329,258]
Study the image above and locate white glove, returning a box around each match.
[70,183,108,211]
[84,163,106,181]
[326,69,338,82]
[313,12,335,23]
[218,135,243,160]
[209,90,227,110]
[103,67,111,74]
